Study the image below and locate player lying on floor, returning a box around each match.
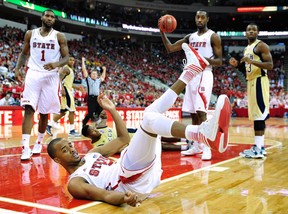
[47,44,231,207]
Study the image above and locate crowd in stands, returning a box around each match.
[0,26,287,114]
[20,0,288,32]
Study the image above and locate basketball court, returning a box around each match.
[0,117,287,213]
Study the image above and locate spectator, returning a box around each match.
[0,92,15,106]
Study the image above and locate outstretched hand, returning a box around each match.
[97,93,115,111]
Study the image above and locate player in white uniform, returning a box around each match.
[15,9,69,160]
[160,9,223,160]
[47,44,231,206]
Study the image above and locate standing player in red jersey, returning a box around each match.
[15,9,69,160]
[160,9,223,160]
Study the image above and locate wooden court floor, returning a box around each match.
[0,117,288,213]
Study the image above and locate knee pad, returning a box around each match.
[141,112,173,137]
[141,112,158,133]
[254,120,265,131]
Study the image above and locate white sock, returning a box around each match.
[70,124,75,131]
[36,132,45,144]
[255,135,264,149]
[22,134,31,148]
[179,68,197,85]
[185,125,200,142]
[180,138,187,142]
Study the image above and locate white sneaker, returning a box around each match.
[182,43,209,73]
[32,142,42,154]
[261,146,267,156]
[21,147,32,160]
[201,145,212,160]
[51,122,61,130]
[198,94,231,153]
[181,145,202,156]
[240,145,264,159]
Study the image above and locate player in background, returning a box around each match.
[229,23,273,158]
[160,9,223,160]
[46,56,84,137]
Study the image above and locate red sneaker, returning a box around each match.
[199,95,231,153]
[182,43,209,73]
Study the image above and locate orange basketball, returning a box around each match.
[158,14,177,33]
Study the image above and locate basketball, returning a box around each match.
[158,14,177,33]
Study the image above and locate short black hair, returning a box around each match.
[247,23,259,32]
[47,138,63,159]
[42,9,55,16]
[81,125,90,137]
[197,9,209,18]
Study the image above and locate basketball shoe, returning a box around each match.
[68,130,82,137]
[242,145,267,156]
[51,121,61,130]
[240,145,264,159]
[46,125,53,136]
[181,143,202,156]
[32,141,42,154]
[201,144,212,160]
[181,142,212,160]
[197,94,231,153]
[182,43,209,73]
[261,146,267,156]
[179,43,210,84]
[21,147,32,160]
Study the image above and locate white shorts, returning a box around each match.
[118,135,163,200]
[21,68,60,114]
[182,68,213,113]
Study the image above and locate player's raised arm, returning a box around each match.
[88,93,130,156]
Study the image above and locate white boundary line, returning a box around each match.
[0,197,84,214]
[70,201,102,212]
[0,208,25,214]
